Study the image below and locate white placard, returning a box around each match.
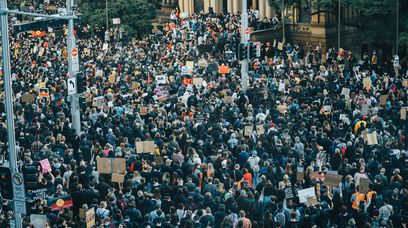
[298,187,316,204]
[112,18,121,25]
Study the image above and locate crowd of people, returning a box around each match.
[0,1,407,228]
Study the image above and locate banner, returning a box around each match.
[47,195,73,211]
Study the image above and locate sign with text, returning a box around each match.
[136,141,156,153]
[323,174,343,187]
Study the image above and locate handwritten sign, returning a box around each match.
[39,159,52,173]
[256,125,265,135]
[136,141,155,153]
[359,178,370,194]
[96,157,111,174]
[244,126,253,136]
[111,158,126,174]
[86,208,95,228]
[379,95,388,106]
[111,173,125,183]
[367,132,378,145]
[323,174,343,187]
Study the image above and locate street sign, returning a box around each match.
[112,18,121,25]
[255,42,261,58]
[71,48,79,73]
[14,200,26,215]
[67,78,77,95]
[12,173,25,201]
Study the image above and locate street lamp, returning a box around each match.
[338,0,340,50]
[282,0,285,42]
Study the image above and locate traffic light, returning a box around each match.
[76,72,86,94]
[0,167,13,200]
[249,42,257,59]
[23,165,38,191]
[238,43,247,61]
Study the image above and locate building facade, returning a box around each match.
[155,0,361,57]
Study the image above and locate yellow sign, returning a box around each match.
[86,208,95,228]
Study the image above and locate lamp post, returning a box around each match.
[282,0,285,42]
[396,0,399,54]
[338,0,340,49]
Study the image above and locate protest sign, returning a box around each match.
[111,158,126,174]
[139,106,148,116]
[307,197,319,206]
[359,178,370,194]
[136,141,156,153]
[86,208,95,228]
[132,81,139,90]
[156,75,167,84]
[403,79,408,87]
[29,188,49,200]
[40,159,51,173]
[244,126,253,136]
[181,66,191,75]
[193,78,203,86]
[323,174,343,187]
[96,157,111,174]
[102,43,109,51]
[361,104,369,115]
[39,88,49,98]
[93,96,105,107]
[298,187,316,204]
[218,65,229,74]
[79,208,86,220]
[223,96,233,104]
[401,107,407,120]
[21,94,35,103]
[367,132,378,145]
[108,75,116,84]
[256,125,265,135]
[111,173,125,183]
[341,87,350,98]
[30,214,47,228]
[284,187,294,199]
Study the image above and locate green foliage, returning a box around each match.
[79,0,156,37]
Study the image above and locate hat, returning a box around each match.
[394,168,400,174]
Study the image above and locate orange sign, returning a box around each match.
[218,65,229,74]
[72,49,78,57]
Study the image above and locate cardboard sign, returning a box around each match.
[218,65,229,74]
[93,96,105,107]
[363,77,372,88]
[111,173,125,183]
[323,174,343,187]
[86,208,95,228]
[39,159,52,173]
[400,107,407,120]
[21,94,35,103]
[108,75,116,84]
[284,187,294,199]
[341,87,350,98]
[30,214,47,228]
[193,78,203,86]
[359,178,370,194]
[367,132,378,145]
[256,125,265,135]
[38,82,46,88]
[277,42,283,50]
[96,157,112,174]
[307,197,319,206]
[139,106,148,116]
[112,158,126,174]
[379,95,388,106]
[223,96,233,104]
[244,126,253,136]
[79,208,86,220]
[298,187,316,204]
[136,141,156,153]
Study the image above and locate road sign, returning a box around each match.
[67,78,77,95]
[71,48,79,73]
[14,200,26,215]
[12,173,25,201]
[12,173,26,214]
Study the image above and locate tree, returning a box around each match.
[79,0,156,38]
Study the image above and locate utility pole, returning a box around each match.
[0,0,22,227]
[241,0,248,92]
[396,0,399,54]
[338,0,341,50]
[67,0,81,135]
[106,0,109,30]
[282,0,285,42]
